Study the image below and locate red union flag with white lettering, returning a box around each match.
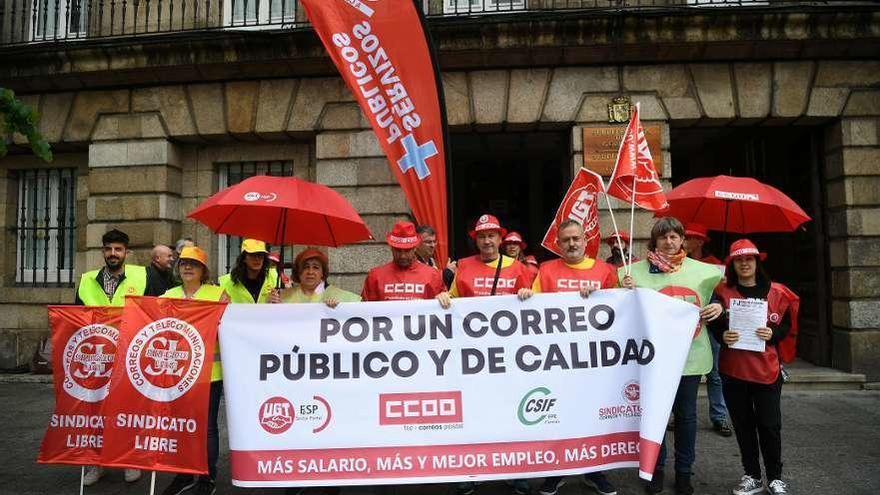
[301,0,449,266]
[99,296,225,474]
[542,168,603,259]
[38,306,123,466]
[606,104,668,211]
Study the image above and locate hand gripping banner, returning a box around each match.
[301,0,450,266]
[542,168,604,259]
[220,289,698,487]
[99,296,226,474]
[38,306,123,466]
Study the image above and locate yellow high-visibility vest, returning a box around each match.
[77,265,147,306]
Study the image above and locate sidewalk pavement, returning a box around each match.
[2,382,878,494]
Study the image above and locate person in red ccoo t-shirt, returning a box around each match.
[519,219,619,495]
[361,221,446,302]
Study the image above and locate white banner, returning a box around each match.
[220,288,698,487]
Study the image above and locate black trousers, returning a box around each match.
[721,374,783,481]
[206,380,223,480]
[171,380,223,483]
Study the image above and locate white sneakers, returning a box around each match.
[767,479,789,494]
[732,475,764,495]
[82,466,105,486]
[81,466,142,485]
[125,468,143,483]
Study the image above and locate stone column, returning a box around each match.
[86,138,183,269]
[826,116,880,380]
[314,123,411,294]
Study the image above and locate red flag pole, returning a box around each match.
[626,103,641,275]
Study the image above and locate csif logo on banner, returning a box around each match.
[517,387,559,426]
[259,395,332,435]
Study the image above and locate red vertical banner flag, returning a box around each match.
[542,168,604,259]
[38,306,123,466]
[99,296,226,474]
[301,0,449,266]
[606,104,669,211]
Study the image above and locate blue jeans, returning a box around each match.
[707,333,729,424]
[657,375,701,475]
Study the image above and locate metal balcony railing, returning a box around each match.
[0,0,877,46]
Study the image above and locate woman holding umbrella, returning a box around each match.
[271,248,360,306]
[620,217,723,495]
[159,246,229,495]
[709,239,799,495]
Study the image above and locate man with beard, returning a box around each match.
[518,219,619,495]
[362,221,445,301]
[74,228,145,485]
[75,229,149,307]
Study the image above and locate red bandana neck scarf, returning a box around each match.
[647,249,688,273]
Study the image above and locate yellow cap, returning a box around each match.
[241,238,268,254]
[179,246,208,266]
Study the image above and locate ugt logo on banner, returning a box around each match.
[99,297,226,474]
[38,306,123,466]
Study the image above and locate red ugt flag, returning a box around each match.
[100,297,226,474]
[301,0,450,266]
[38,306,123,466]
[606,103,668,211]
[542,168,603,259]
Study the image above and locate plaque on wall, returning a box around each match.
[582,125,664,176]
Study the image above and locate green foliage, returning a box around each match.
[0,88,53,162]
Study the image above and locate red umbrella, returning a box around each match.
[188,175,373,246]
[658,175,811,234]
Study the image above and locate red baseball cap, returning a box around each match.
[604,231,631,247]
[469,214,508,239]
[267,251,281,263]
[502,231,528,250]
[386,221,421,250]
[724,239,767,265]
[524,255,539,267]
[684,223,711,241]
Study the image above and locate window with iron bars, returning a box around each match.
[216,160,295,276]
[14,168,77,286]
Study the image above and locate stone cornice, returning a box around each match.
[1,8,878,92]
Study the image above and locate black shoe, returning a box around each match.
[644,468,664,493]
[191,477,216,495]
[457,483,476,495]
[713,421,733,437]
[674,474,693,495]
[584,472,617,495]
[538,477,565,495]
[161,474,197,495]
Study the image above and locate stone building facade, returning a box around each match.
[1,2,879,379]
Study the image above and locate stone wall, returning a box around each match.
[1,60,879,378]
